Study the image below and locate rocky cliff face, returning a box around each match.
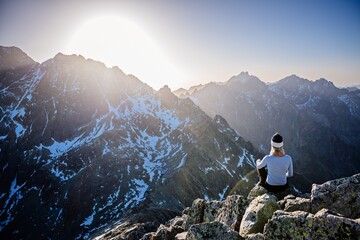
[96,173,360,239]
[175,72,360,190]
[0,47,260,239]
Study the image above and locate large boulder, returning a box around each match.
[311,173,360,218]
[166,215,186,228]
[264,209,360,239]
[313,209,360,239]
[175,232,187,240]
[263,210,313,239]
[245,233,265,240]
[186,221,241,240]
[204,200,223,222]
[239,194,280,237]
[99,221,158,240]
[283,197,312,212]
[143,224,184,240]
[247,184,268,201]
[184,199,206,229]
[215,195,248,231]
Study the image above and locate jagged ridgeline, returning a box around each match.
[0,46,260,239]
[175,72,360,191]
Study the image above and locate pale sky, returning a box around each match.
[1,0,359,90]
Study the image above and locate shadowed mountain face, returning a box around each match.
[176,72,360,190]
[0,47,259,239]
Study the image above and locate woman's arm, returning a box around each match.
[286,156,293,177]
[256,156,267,169]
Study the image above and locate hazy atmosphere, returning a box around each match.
[1,0,359,89]
[1,1,360,239]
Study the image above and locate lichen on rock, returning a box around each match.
[203,200,223,222]
[215,195,248,231]
[263,208,360,239]
[311,173,360,218]
[186,221,241,240]
[95,173,360,240]
[184,198,206,230]
[239,193,280,237]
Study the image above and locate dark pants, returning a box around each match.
[257,167,267,186]
[257,167,289,193]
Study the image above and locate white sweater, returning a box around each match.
[256,154,293,186]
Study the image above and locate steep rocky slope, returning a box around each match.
[96,173,360,239]
[0,47,259,239]
[176,72,360,190]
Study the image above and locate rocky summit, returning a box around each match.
[0,47,259,239]
[96,173,360,239]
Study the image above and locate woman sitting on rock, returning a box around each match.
[256,132,293,193]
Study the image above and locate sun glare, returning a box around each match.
[65,16,181,90]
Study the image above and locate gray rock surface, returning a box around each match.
[283,197,312,212]
[311,173,360,218]
[247,184,268,201]
[215,195,248,231]
[97,173,360,240]
[186,221,241,240]
[184,198,206,230]
[264,209,360,239]
[175,232,187,240]
[245,233,264,240]
[239,194,280,237]
[204,200,222,222]
[149,224,184,240]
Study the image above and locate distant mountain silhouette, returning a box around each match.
[175,72,360,190]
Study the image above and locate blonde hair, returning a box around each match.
[270,147,285,157]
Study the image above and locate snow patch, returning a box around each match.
[296,96,320,109]
[204,195,210,201]
[216,160,234,177]
[239,149,256,168]
[238,154,245,167]
[55,209,63,224]
[123,179,149,209]
[224,156,230,164]
[81,212,95,227]
[0,135,8,141]
[50,166,76,181]
[0,176,26,230]
[204,167,214,174]
[338,95,360,116]
[10,107,25,119]
[14,120,27,139]
[98,187,121,212]
[44,136,83,159]
[218,185,229,200]
[242,176,249,182]
[176,153,188,169]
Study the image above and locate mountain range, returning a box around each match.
[175,72,360,190]
[0,47,259,239]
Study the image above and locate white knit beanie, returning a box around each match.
[271,133,283,148]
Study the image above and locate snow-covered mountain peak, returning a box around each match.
[0,46,260,239]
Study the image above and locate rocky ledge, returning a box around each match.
[95,173,360,239]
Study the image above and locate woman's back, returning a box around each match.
[261,154,293,185]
